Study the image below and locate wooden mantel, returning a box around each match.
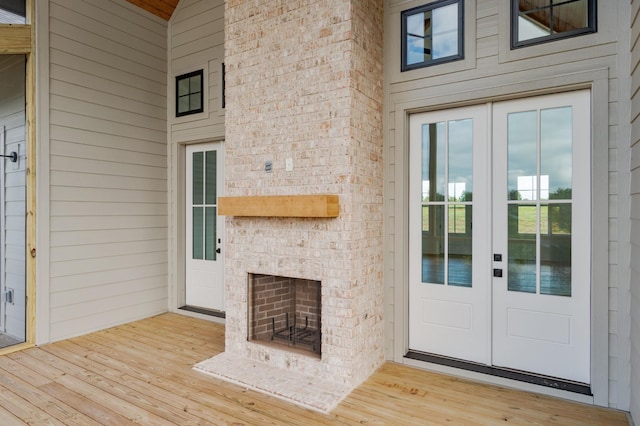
[218,195,339,218]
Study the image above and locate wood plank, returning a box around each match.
[125,0,178,21]
[0,314,629,425]
[39,382,135,425]
[0,354,101,425]
[0,404,27,426]
[25,0,36,354]
[219,195,340,217]
[75,331,329,425]
[40,344,203,425]
[19,348,174,425]
[0,25,30,54]
[0,382,65,425]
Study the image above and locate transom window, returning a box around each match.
[512,0,596,48]
[176,70,204,117]
[401,0,463,72]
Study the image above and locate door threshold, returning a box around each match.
[179,305,225,319]
[405,350,591,396]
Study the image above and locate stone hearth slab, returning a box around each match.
[193,352,352,414]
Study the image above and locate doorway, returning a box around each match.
[408,90,591,385]
[184,142,225,313]
[0,55,26,349]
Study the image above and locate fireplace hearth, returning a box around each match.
[249,274,321,357]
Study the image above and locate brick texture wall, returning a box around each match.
[224,0,384,387]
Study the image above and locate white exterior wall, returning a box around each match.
[629,0,640,421]
[46,0,168,341]
[169,0,225,143]
[384,0,631,408]
[167,0,225,312]
[0,56,26,341]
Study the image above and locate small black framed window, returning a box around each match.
[401,0,464,72]
[176,70,204,117]
[512,0,596,49]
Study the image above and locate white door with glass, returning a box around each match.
[409,90,591,384]
[186,142,225,312]
[409,105,490,364]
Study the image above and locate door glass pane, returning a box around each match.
[508,204,536,293]
[448,205,472,287]
[205,207,217,261]
[506,106,574,296]
[447,118,472,288]
[541,203,572,296]
[205,151,217,204]
[193,152,203,205]
[193,207,204,260]
[422,205,445,284]
[448,119,473,201]
[507,111,537,200]
[422,122,445,201]
[541,107,572,200]
[421,118,473,287]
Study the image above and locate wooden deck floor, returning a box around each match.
[0,313,629,425]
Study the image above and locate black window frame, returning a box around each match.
[175,69,204,117]
[511,0,597,49]
[401,0,464,72]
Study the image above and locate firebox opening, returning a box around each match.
[248,274,321,358]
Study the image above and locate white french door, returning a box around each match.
[408,105,491,364]
[185,142,225,312]
[409,90,591,384]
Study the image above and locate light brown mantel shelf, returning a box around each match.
[218,195,339,218]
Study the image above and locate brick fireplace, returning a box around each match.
[249,274,321,356]
[195,0,384,404]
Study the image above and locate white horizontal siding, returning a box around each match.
[48,0,168,341]
[50,264,167,294]
[50,125,166,156]
[169,0,225,143]
[51,240,166,262]
[50,201,166,217]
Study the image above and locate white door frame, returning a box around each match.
[406,90,593,388]
[184,141,225,312]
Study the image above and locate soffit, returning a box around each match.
[125,0,179,21]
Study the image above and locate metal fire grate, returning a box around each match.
[271,312,319,353]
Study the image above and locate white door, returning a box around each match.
[492,91,591,383]
[409,105,491,364]
[185,142,225,312]
[409,90,591,384]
